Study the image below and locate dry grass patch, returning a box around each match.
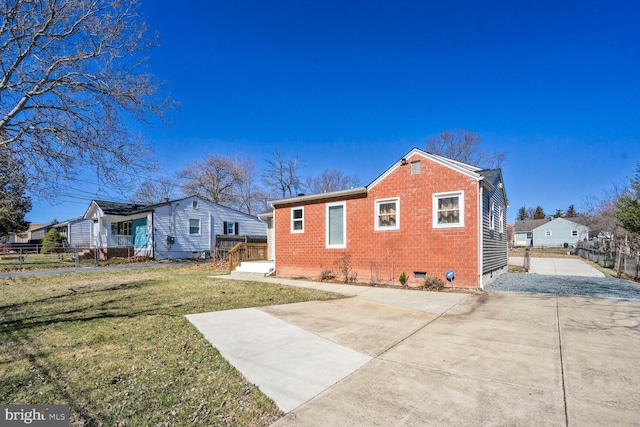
[0,265,344,426]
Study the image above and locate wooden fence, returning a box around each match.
[575,240,640,280]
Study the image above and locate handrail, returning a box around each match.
[228,242,268,271]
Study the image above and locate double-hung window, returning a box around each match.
[189,219,200,235]
[375,198,399,230]
[291,207,304,233]
[571,230,578,237]
[498,206,504,233]
[326,202,346,248]
[433,191,464,228]
[490,202,496,230]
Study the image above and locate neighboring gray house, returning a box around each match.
[514,217,589,247]
[51,217,92,247]
[84,195,267,259]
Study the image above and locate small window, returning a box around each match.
[498,206,504,233]
[291,207,304,233]
[571,230,578,237]
[526,232,533,239]
[223,221,239,235]
[433,191,464,228]
[189,219,200,235]
[192,201,198,209]
[375,198,399,230]
[414,272,426,279]
[545,230,552,237]
[410,161,421,175]
[326,202,346,248]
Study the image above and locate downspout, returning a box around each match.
[271,204,276,274]
[151,210,155,260]
[478,184,484,290]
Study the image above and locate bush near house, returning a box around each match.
[40,229,66,254]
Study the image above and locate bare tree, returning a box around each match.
[262,149,304,198]
[233,155,267,215]
[130,178,178,205]
[306,169,361,194]
[426,130,506,168]
[581,184,627,238]
[178,154,241,206]
[0,0,174,195]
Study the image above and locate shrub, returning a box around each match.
[399,271,408,287]
[424,276,445,291]
[335,252,353,284]
[320,269,336,281]
[41,229,65,254]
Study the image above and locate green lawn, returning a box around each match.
[0,265,345,426]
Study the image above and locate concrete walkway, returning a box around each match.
[509,256,605,277]
[188,275,640,426]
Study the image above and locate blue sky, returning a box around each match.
[27,0,639,223]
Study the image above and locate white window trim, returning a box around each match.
[326,201,346,249]
[189,218,201,235]
[498,205,504,233]
[433,191,465,228]
[571,230,578,237]
[545,230,552,237]
[490,201,495,230]
[375,198,400,231]
[291,206,304,233]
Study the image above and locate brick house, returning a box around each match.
[269,148,508,289]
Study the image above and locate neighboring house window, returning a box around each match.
[223,221,239,235]
[490,202,495,230]
[375,198,399,230]
[326,202,346,248]
[498,206,504,233]
[189,219,200,235]
[572,230,578,237]
[526,232,533,239]
[291,207,304,233]
[433,191,464,228]
[545,230,552,237]
[410,161,421,175]
[192,201,198,209]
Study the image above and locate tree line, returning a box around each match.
[130,149,361,215]
[515,204,579,221]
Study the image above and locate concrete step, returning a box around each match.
[234,260,274,274]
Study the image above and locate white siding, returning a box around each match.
[69,219,91,247]
[153,196,267,260]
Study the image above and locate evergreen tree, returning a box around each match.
[553,209,564,218]
[516,206,528,221]
[41,229,66,254]
[565,204,578,217]
[0,147,31,236]
[533,206,546,219]
[616,163,640,234]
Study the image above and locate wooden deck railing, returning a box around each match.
[228,242,268,271]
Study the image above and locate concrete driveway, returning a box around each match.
[509,256,604,277]
[188,277,640,426]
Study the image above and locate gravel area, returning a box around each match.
[486,272,640,299]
